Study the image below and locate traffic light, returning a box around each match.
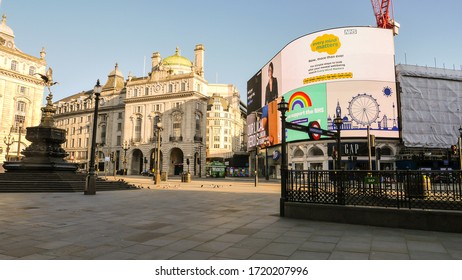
[110,152,114,162]
[451,145,458,155]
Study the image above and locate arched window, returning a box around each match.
[309,147,324,156]
[294,148,305,158]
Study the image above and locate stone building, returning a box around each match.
[53,44,247,177]
[206,84,248,176]
[54,64,126,173]
[0,14,46,164]
[124,46,208,176]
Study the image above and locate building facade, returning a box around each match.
[0,14,46,164]
[53,45,247,177]
[54,64,126,174]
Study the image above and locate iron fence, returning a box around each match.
[286,170,462,211]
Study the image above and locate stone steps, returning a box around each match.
[0,172,138,193]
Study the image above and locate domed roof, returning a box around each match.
[162,48,192,67]
[0,14,14,38]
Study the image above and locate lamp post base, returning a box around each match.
[155,172,161,185]
[280,198,285,217]
[85,174,96,195]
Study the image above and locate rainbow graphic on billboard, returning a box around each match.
[288,91,312,111]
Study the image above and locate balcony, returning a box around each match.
[169,136,183,142]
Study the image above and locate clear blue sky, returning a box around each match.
[2,0,462,102]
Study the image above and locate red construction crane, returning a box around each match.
[371,0,400,35]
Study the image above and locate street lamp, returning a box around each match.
[264,139,270,180]
[333,115,343,170]
[3,128,14,161]
[458,126,462,170]
[16,121,23,161]
[122,140,130,175]
[333,114,344,205]
[277,97,289,217]
[155,121,163,185]
[85,79,102,195]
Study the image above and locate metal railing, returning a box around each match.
[286,170,462,211]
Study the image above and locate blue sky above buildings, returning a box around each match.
[2,0,462,102]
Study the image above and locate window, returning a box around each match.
[10,60,18,71]
[213,144,220,148]
[117,136,121,146]
[117,123,122,131]
[168,84,173,93]
[135,117,142,142]
[195,114,201,136]
[181,82,186,91]
[214,104,221,111]
[214,136,220,142]
[133,88,138,97]
[17,101,26,112]
[214,120,220,126]
[145,88,149,95]
[100,124,106,144]
[154,104,162,112]
[118,112,123,119]
[173,113,182,138]
[29,66,36,76]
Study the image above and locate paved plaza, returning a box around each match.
[1,176,462,260]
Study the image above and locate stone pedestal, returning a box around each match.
[3,86,78,173]
[3,126,78,172]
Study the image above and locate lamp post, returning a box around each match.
[155,121,163,185]
[16,121,24,161]
[198,143,202,178]
[277,97,289,217]
[333,114,344,205]
[333,115,343,170]
[264,139,270,180]
[122,140,130,175]
[85,80,102,195]
[459,126,462,170]
[3,128,14,161]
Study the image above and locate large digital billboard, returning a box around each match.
[247,26,398,150]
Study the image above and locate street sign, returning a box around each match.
[285,121,338,140]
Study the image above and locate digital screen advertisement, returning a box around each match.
[247,26,398,150]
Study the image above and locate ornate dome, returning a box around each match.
[162,48,192,67]
[0,14,14,38]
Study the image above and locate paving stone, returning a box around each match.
[299,241,336,252]
[193,241,234,253]
[289,250,330,260]
[259,242,300,257]
[370,251,410,260]
[329,251,369,260]
[1,177,462,261]
[407,240,447,253]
